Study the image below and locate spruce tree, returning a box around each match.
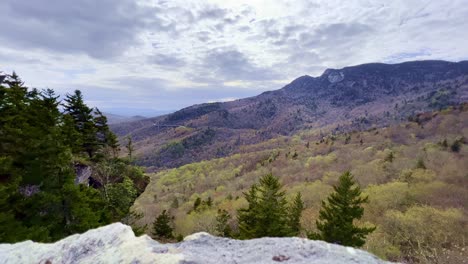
[152,210,174,239]
[63,90,98,157]
[93,108,119,156]
[237,173,291,239]
[0,75,109,242]
[193,197,201,211]
[215,209,232,237]
[288,192,304,235]
[125,135,135,160]
[308,171,375,247]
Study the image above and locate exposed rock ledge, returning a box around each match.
[0,223,391,264]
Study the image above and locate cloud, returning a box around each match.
[195,48,279,82]
[147,54,187,68]
[297,23,374,49]
[0,0,166,59]
[197,6,228,20]
[2,0,468,115]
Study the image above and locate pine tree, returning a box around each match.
[152,210,174,239]
[63,90,98,158]
[215,209,232,237]
[0,75,109,242]
[193,197,201,211]
[288,192,304,235]
[125,135,135,160]
[93,108,119,157]
[237,173,291,239]
[308,171,375,247]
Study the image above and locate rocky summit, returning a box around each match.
[0,223,391,264]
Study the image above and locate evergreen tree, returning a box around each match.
[206,196,213,207]
[237,173,291,239]
[63,90,98,157]
[193,197,201,211]
[308,171,375,247]
[288,192,304,236]
[125,135,135,160]
[93,108,119,157]
[152,210,173,239]
[215,209,232,237]
[0,75,109,242]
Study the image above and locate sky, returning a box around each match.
[1,0,467,116]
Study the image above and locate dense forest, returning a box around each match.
[0,73,148,242]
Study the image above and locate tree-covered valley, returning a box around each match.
[132,104,467,263]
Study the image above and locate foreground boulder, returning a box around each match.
[0,223,391,264]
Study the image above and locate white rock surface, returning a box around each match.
[0,223,392,264]
[327,71,345,83]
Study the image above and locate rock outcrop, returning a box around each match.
[0,223,392,264]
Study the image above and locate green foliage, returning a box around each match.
[152,210,174,239]
[215,209,232,237]
[193,197,201,211]
[382,206,466,263]
[415,158,426,169]
[130,103,467,262]
[107,177,138,219]
[237,173,292,239]
[0,73,145,243]
[125,136,135,160]
[308,172,375,247]
[93,108,119,157]
[63,90,98,158]
[288,192,304,236]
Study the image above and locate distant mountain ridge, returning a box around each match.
[111,60,468,170]
[103,112,147,124]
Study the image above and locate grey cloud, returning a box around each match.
[238,26,251,32]
[148,54,187,68]
[288,51,321,64]
[298,23,373,48]
[195,48,279,82]
[110,76,171,93]
[197,6,228,20]
[197,31,211,42]
[0,0,168,59]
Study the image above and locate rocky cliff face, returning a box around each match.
[0,223,391,264]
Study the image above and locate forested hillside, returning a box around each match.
[112,60,468,170]
[132,104,468,263]
[0,73,148,242]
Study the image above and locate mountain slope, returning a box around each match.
[111,60,468,170]
[132,105,468,263]
[103,112,147,124]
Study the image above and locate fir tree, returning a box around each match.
[237,173,291,239]
[193,197,201,211]
[0,75,109,242]
[308,171,375,247]
[93,108,119,157]
[152,210,174,239]
[288,192,304,236]
[63,90,98,157]
[125,135,135,160]
[215,209,232,237]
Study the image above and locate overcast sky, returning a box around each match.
[1,0,467,116]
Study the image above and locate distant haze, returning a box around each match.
[1,0,467,115]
